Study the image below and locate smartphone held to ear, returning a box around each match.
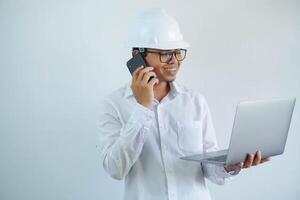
[126,53,147,75]
[126,53,156,83]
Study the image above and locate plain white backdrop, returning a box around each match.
[0,0,299,199]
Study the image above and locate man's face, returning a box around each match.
[144,48,183,83]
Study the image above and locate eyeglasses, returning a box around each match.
[145,49,187,63]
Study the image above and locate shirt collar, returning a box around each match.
[123,80,185,99]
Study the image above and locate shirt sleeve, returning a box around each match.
[96,98,155,180]
[199,96,240,185]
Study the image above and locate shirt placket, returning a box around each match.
[155,101,178,200]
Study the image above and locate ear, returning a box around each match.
[132,49,140,57]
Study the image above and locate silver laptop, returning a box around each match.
[180,98,296,166]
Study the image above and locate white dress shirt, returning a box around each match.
[97,81,238,200]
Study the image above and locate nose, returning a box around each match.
[166,53,177,64]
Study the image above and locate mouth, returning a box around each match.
[163,66,177,73]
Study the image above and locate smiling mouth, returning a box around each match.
[163,66,177,72]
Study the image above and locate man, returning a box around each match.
[97,8,271,200]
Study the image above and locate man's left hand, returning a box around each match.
[224,151,271,173]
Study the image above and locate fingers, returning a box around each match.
[252,151,271,165]
[132,66,144,82]
[226,152,271,172]
[142,71,157,85]
[136,67,154,83]
[239,162,244,168]
[242,152,271,169]
[252,151,262,166]
[148,77,159,87]
[243,153,254,168]
[261,157,271,163]
[231,152,272,172]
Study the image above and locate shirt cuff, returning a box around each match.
[132,102,155,125]
[120,102,155,138]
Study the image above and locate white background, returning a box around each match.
[0,0,299,199]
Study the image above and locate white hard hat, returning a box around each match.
[127,8,189,50]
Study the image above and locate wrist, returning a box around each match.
[138,101,152,110]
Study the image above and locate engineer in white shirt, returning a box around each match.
[96,8,271,200]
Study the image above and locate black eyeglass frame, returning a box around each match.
[134,48,187,63]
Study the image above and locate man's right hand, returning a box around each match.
[131,66,159,109]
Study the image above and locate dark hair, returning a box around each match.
[132,47,147,58]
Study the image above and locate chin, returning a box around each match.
[159,74,176,83]
[166,77,176,83]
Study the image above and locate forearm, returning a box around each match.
[98,101,154,180]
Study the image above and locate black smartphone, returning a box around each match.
[126,53,148,75]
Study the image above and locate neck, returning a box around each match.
[153,81,171,102]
